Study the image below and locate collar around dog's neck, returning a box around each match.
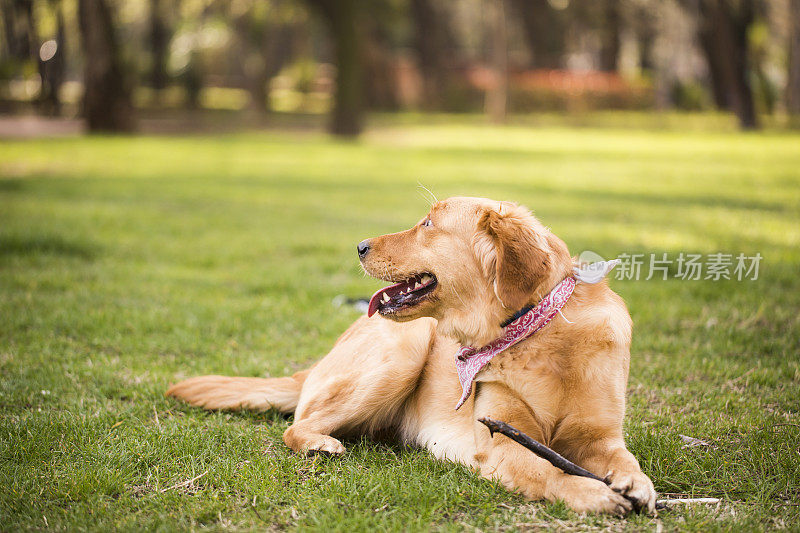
[499,298,548,328]
[498,259,619,327]
[453,259,619,410]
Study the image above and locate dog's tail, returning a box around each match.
[166,369,310,414]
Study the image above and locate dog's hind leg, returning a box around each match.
[166,370,310,414]
[283,315,436,455]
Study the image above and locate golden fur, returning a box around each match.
[167,197,656,515]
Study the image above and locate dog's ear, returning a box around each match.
[474,202,554,310]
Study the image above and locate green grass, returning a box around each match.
[1,116,799,531]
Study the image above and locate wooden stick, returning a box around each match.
[478,417,605,482]
[160,470,208,493]
[478,417,721,512]
[656,497,721,507]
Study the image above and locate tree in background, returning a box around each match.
[148,0,170,104]
[509,0,566,69]
[362,1,403,111]
[485,0,507,123]
[689,0,759,129]
[1,0,37,63]
[789,0,800,116]
[631,2,657,72]
[303,0,362,136]
[599,0,621,72]
[36,0,66,116]
[78,0,135,131]
[411,0,458,108]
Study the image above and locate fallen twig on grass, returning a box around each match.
[478,417,721,512]
[656,498,721,508]
[250,495,271,524]
[759,423,800,431]
[679,434,712,448]
[160,470,208,493]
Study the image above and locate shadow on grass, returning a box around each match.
[0,234,98,260]
[169,401,423,457]
[0,178,26,192]
[220,171,789,214]
[491,178,790,214]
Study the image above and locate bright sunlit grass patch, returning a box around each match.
[1,119,799,530]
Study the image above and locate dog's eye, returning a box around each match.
[422,217,433,227]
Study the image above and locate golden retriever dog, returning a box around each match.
[167,196,656,515]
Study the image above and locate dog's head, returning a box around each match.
[359,197,572,346]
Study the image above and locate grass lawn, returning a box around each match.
[1,117,799,531]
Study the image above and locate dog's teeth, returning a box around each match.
[414,282,421,289]
[421,275,432,284]
[382,293,390,303]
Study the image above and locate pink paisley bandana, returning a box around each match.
[453,259,619,410]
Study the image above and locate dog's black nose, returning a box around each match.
[357,239,371,258]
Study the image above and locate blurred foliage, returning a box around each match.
[671,80,712,111]
[0,0,798,129]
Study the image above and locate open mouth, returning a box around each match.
[367,273,438,317]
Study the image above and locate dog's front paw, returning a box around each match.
[605,469,657,515]
[304,435,346,456]
[552,474,633,516]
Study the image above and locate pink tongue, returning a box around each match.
[367,281,404,317]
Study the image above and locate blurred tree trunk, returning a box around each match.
[181,50,202,110]
[78,0,135,132]
[693,0,758,129]
[628,1,657,72]
[486,0,507,123]
[305,0,362,136]
[364,26,400,111]
[599,0,620,72]
[698,32,729,109]
[410,0,456,109]
[37,0,66,116]
[246,69,270,115]
[148,0,170,103]
[1,0,36,61]
[788,0,800,115]
[510,0,565,69]
[180,0,220,111]
[3,0,64,115]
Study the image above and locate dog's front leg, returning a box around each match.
[569,437,657,514]
[472,382,632,515]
